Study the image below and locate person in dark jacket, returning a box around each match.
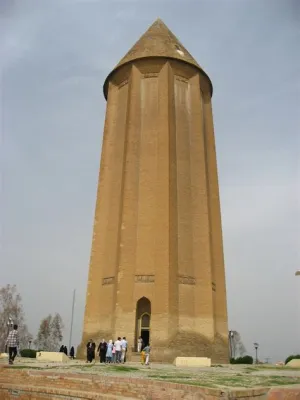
[63,346,68,356]
[70,346,75,359]
[97,339,107,363]
[86,340,96,363]
[59,345,64,353]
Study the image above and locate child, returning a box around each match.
[141,349,146,365]
[143,344,151,366]
[112,343,116,363]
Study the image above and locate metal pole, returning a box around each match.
[228,331,233,359]
[254,343,259,364]
[69,289,76,351]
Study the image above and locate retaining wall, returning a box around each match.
[1,367,299,399]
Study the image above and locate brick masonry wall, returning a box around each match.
[1,368,299,400]
[79,55,229,364]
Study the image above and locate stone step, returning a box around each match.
[129,352,142,362]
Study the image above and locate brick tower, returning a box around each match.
[78,19,228,363]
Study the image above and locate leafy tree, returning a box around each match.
[230,355,253,364]
[50,313,64,350]
[285,355,300,365]
[20,349,36,358]
[0,284,32,350]
[35,313,64,351]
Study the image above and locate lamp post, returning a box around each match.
[254,342,259,364]
[228,331,234,359]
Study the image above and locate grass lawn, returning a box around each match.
[6,362,300,389]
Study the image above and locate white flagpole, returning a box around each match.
[69,289,76,351]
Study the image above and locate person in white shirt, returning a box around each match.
[137,336,143,353]
[114,337,122,363]
[121,337,128,363]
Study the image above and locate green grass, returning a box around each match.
[147,371,300,389]
[8,363,300,389]
[251,365,300,371]
[68,364,104,368]
[244,367,259,373]
[149,374,191,379]
[11,365,62,370]
[10,366,43,370]
[106,365,140,372]
[65,364,140,373]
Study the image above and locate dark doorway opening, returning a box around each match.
[141,329,149,347]
[135,297,151,351]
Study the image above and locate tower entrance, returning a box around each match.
[136,297,151,349]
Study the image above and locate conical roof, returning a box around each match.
[103,19,212,98]
[115,18,201,70]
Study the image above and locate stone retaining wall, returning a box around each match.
[0,368,299,399]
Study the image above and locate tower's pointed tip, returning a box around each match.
[114,18,201,71]
[149,17,169,30]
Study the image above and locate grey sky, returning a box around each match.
[1,0,299,362]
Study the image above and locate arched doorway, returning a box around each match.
[136,297,151,349]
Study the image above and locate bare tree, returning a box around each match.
[0,284,32,350]
[230,331,247,359]
[237,339,247,357]
[35,315,53,350]
[35,313,64,351]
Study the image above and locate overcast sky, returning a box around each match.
[1,0,299,363]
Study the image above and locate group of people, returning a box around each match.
[59,345,75,359]
[86,336,151,365]
[86,337,128,364]
[4,324,151,366]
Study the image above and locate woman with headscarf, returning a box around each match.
[86,339,95,363]
[106,340,113,363]
[97,339,107,363]
[70,346,75,359]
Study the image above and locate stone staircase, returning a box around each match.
[129,352,142,363]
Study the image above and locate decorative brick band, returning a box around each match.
[178,275,196,285]
[175,75,188,83]
[143,72,158,79]
[102,276,115,285]
[135,275,155,283]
